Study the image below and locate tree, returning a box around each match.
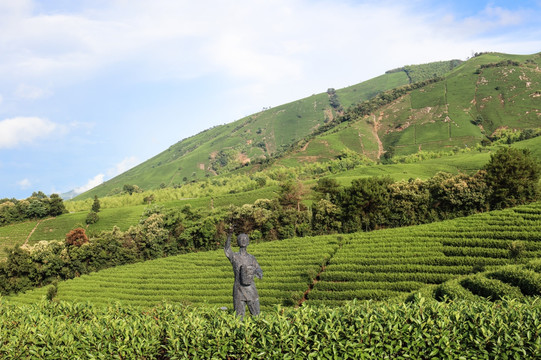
[313,177,341,202]
[427,172,490,218]
[65,228,89,247]
[86,211,99,225]
[484,147,541,209]
[339,176,393,232]
[122,184,142,195]
[91,195,101,213]
[312,199,342,234]
[278,180,306,211]
[49,194,67,216]
[26,199,48,219]
[143,194,155,205]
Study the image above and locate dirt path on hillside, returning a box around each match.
[372,114,384,159]
[297,239,343,308]
[24,217,54,246]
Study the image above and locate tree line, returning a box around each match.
[0,192,67,226]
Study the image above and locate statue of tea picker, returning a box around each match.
[224,226,263,317]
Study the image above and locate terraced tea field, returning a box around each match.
[0,220,39,260]
[309,203,541,304]
[7,202,541,307]
[8,235,339,308]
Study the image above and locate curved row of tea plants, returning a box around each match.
[0,297,540,359]
[428,259,541,302]
[307,202,541,305]
[7,235,340,308]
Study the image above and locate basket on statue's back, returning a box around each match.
[239,265,254,286]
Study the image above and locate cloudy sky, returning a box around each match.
[1,0,540,199]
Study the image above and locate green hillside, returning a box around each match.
[76,59,463,200]
[285,52,541,164]
[8,201,541,307]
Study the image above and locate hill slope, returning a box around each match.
[76,60,463,199]
[283,52,541,164]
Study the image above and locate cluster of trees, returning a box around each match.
[312,147,540,232]
[327,88,342,112]
[488,128,541,145]
[0,192,66,226]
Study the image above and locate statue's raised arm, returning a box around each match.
[224,226,233,261]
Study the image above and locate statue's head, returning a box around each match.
[237,233,250,248]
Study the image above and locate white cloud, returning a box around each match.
[73,174,104,195]
[107,156,140,178]
[0,117,58,148]
[1,0,539,92]
[17,178,31,189]
[71,157,138,196]
[15,83,52,99]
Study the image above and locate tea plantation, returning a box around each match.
[2,203,541,359]
[8,202,541,308]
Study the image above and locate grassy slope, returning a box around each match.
[71,53,538,200]
[8,202,541,307]
[286,52,541,162]
[76,61,459,200]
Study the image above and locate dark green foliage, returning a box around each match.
[427,171,490,218]
[487,266,541,296]
[48,194,67,217]
[85,211,99,225]
[479,59,521,70]
[484,147,541,209]
[143,194,155,205]
[327,88,342,111]
[460,275,523,300]
[340,176,393,232]
[122,184,142,195]
[277,180,306,211]
[46,283,57,301]
[0,193,66,226]
[91,195,100,213]
[1,298,540,359]
[489,128,541,145]
[313,177,340,202]
[311,199,341,234]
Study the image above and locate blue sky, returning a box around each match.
[1,0,540,199]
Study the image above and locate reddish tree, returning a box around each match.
[65,228,89,247]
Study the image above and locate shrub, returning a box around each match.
[434,278,478,301]
[85,211,99,225]
[460,275,523,301]
[487,266,541,296]
[46,282,58,301]
[508,240,525,261]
